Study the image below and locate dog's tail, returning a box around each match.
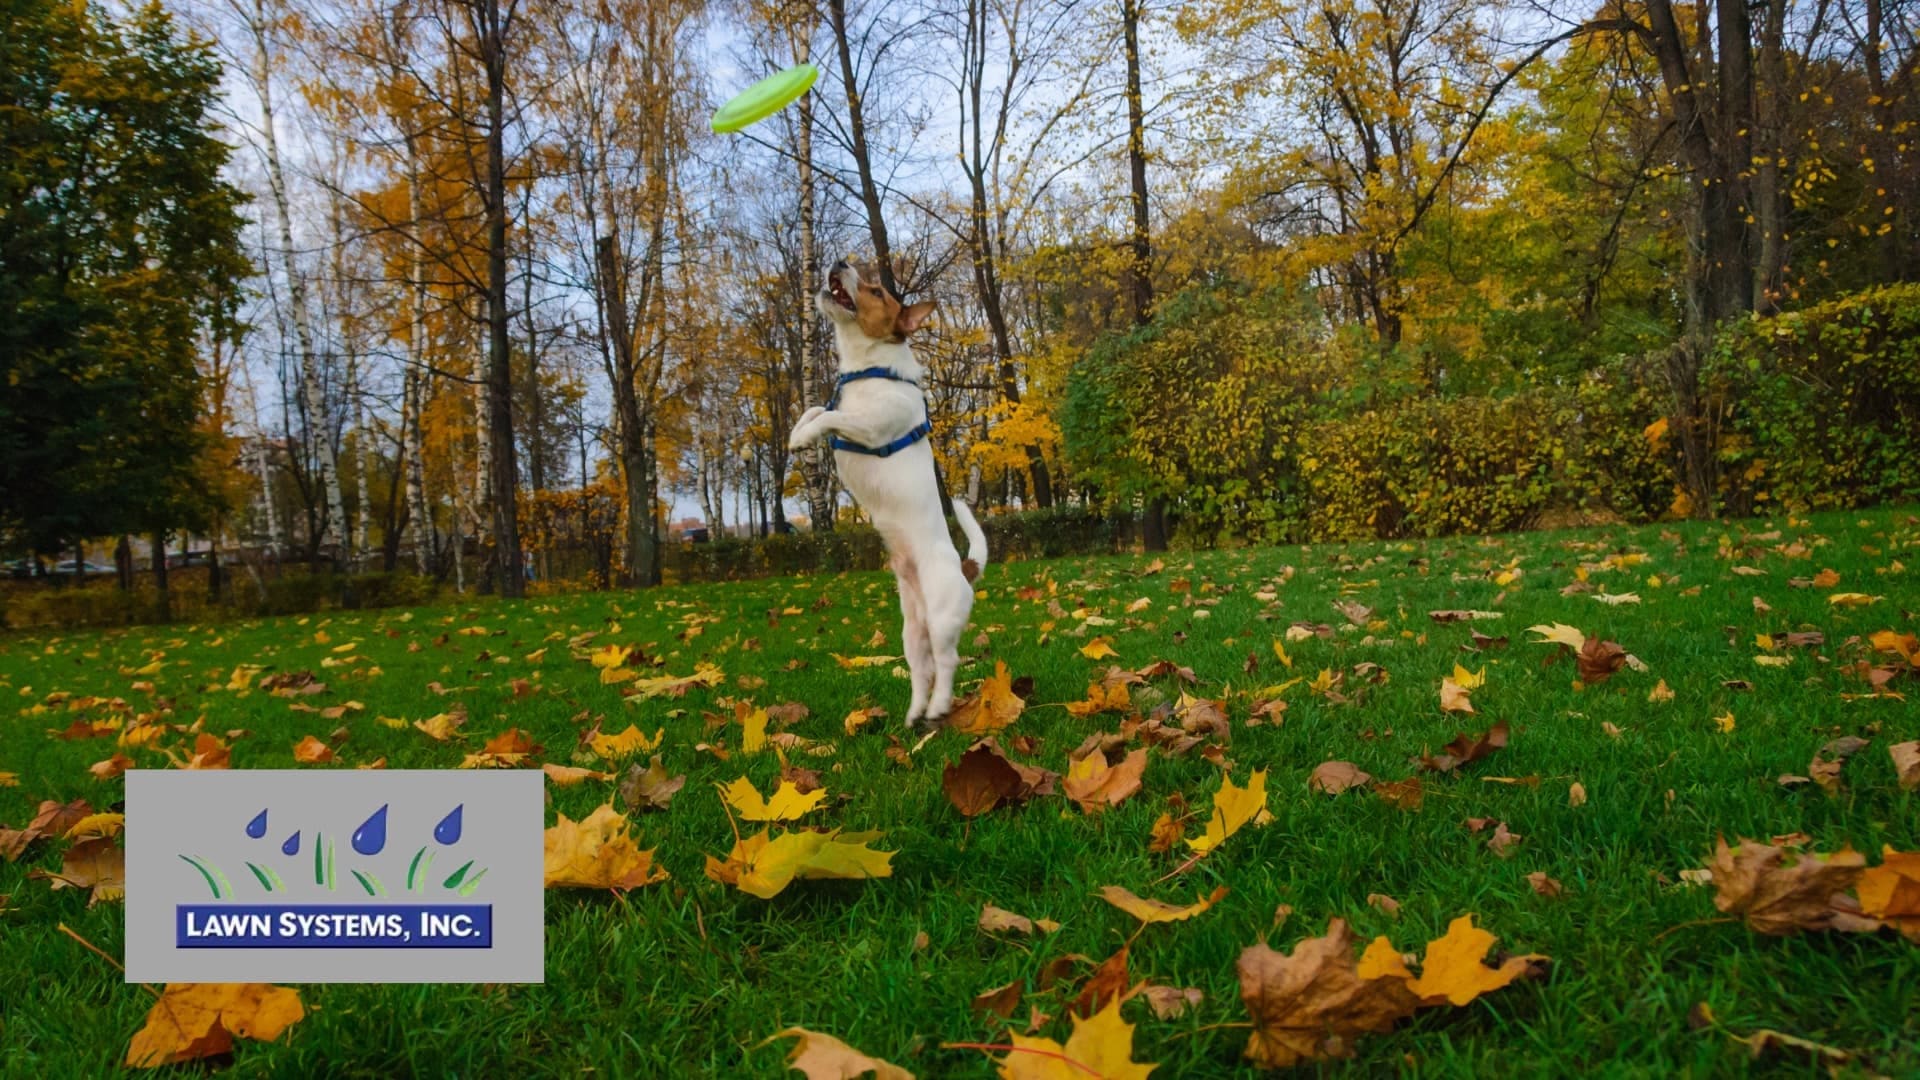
[952,500,988,583]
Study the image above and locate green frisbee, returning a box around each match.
[711,63,820,134]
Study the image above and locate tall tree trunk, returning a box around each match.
[115,535,132,592]
[403,152,433,575]
[349,346,370,569]
[252,436,283,557]
[480,0,523,598]
[1122,0,1167,549]
[826,0,897,293]
[794,46,837,531]
[1752,0,1787,312]
[250,0,340,554]
[150,533,171,622]
[598,234,659,588]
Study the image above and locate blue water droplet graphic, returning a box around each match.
[245,809,268,839]
[434,805,464,845]
[282,831,301,856]
[351,804,389,855]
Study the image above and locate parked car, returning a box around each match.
[46,559,117,576]
[165,551,216,569]
[681,527,711,544]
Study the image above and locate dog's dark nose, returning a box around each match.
[830,258,848,273]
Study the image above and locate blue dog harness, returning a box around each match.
[824,366,933,458]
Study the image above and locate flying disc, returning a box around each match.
[711,63,820,134]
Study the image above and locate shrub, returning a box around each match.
[1707,283,1920,513]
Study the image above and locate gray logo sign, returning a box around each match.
[126,770,543,983]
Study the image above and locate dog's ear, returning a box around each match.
[895,299,936,336]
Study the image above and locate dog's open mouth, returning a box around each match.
[828,278,856,311]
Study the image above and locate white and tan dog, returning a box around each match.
[788,259,987,727]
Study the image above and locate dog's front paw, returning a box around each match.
[797,405,826,426]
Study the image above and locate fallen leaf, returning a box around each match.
[542,764,613,787]
[1375,778,1424,811]
[721,776,827,822]
[126,983,305,1067]
[1367,893,1401,918]
[413,712,465,741]
[1187,768,1271,854]
[1525,872,1565,898]
[1648,679,1674,703]
[703,828,894,899]
[765,1027,913,1080]
[948,661,1027,736]
[1419,721,1509,773]
[29,836,124,905]
[942,738,1053,817]
[1062,748,1148,814]
[1856,847,1920,941]
[542,804,670,892]
[1705,837,1870,935]
[1378,914,1549,1006]
[590,724,665,761]
[1890,741,1920,791]
[1079,637,1119,661]
[1236,918,1418,1068]
[980,904,1056,935]
[1487,822,1523,858]
[1576,637,1628,683]
[89,753,135,780]
[1097,884,1227,924]
[617,755,686,811]
[1439,677,1476,714]
[1526,623,1586,650]
[1070,946,1131,1018]
[1141,985,1204,1020]
[1569,782,1588,808]
[998,996,1153,1080]
[1308,761,1372,795]
[972,979,1025,1019]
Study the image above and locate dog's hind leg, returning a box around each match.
[893,554,934,725]
[921,561,975,722]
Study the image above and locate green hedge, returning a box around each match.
[1707,282,1920,514]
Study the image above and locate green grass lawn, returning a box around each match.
[2,507,1916,1077]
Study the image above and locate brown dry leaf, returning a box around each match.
[617,755,685,811]
[176,733,230,769]
[1526,872,1565,899]
[979,904,1056,935]
[1070,946,1130,1018]
[1367,893,1401,918]
[1648,679,1675,703]
[1807,754,1845,795]
[1236,918,1419,1068]
[1487,823,1523,858]
[1856,846,1920,942]
[542,804,670,892]
[941,738,1053,817]
[1141,984,1204,1020]
[766,1027,913,1080]
[1890,741,1920,791]
[542,764,612,787]
[1705,837,1870,935]
[1439,677,1476,714]
[29,836,124,905]
[1064,680,1132,718]
[89,752,136,780]
[972,979,1025,1019]
[1375,778,1424,811]
[462,728,544,769]
[948,661,1026,735]
[1147,811,1187,853]
[1576,637,1628,684]
[126,983,306,1067]
[1309,761,1372,795]
[1419,720,1509,773]
[291,735,335,765]
[1569,782,1588,808]
[843,706,887,735]
[998,996,1154,1080]
[1061,748,1148,814]
[1097,884,1227,924]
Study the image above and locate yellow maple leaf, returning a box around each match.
[1079,636,1119,660]
[1715,711,1736,733]
[721,776,827,821]
[412,713,464,741]
[949,660,1026,735]
[590,724,665,761]
[703,828,894,899]
[832,654,902,669]
[1526,623,1587,649]
[126,983,305,1067]
[1828,592,1882,607]
[1648,679,1675,703]
[1187,768,1271,854]
[589,643,627,669]
[1369,915,1547,1007]
[1271,640,1293,668]
[627,665,726,697]
[542,804,669,892]
[541,764,612,786]
[999,996,1154,1079]
[740,708,769,754]
[1096,884,1227,924]
[1450,664,1485,690]
[225,664,263,691]
[63,812,126,840]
